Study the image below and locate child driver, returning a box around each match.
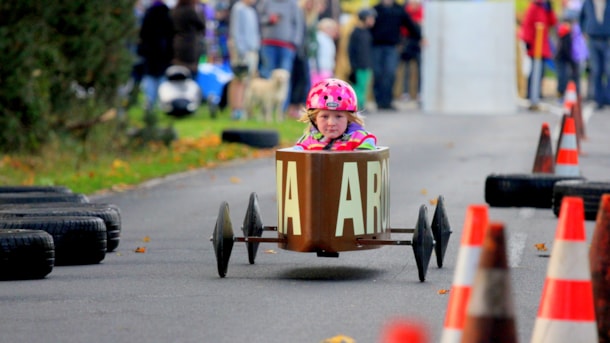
[293,78,377,151]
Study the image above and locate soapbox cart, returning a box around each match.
[211,147,452,281]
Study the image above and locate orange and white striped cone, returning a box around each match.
[440,205,488,343]
[589,194,610,342]
[555,116,580,176]
[379,318,429,343]
[572,93,587,141]
[461,222,518,343]
[532,122,555,174]
[563,80,577,115]
[530,196,598,343]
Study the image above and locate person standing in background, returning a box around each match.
[555,16,588,99]
[400,0,423,103]
[348,8,376,111]
[227,0,261,120]
[287,0,325,118]
[171,0,206,76]
[580,0,610,109]
[310,18,339,85]
[137,0,174,116]
[370,0,421,111]
[520,0,557,103]
[256,0,304,79]
[257,0,304,114]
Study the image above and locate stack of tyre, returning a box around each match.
[0,186,121,281]
[485,174,610,221]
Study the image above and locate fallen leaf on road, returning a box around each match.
[321,335,356,343]
[429,198,438,206]
[230,176,241,184]
[134,246,146,253]
[534,243,547,251]
[264,249,277,254]
[420,188,428,195]
[142,236,150,243]
[438,289,450,295]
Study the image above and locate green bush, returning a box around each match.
[0,1,137,152]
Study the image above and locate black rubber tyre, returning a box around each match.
[221,129,279,149]
[0,192,89,205]
[0,204,121,252]
[0,186,72,194]
[0,229,55,280]
[552,180,610,220]
[0,216,107,265]
[485,173,585,208]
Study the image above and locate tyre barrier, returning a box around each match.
[0,203,121,252]
[0,192,89,205]
[0,186,122,281]
[0,186,72,194]
[552,180,610,220]
[485,173,585,208]
[0,216,107,265]
[0,229,55,280]
[221,128,280,149]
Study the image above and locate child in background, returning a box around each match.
[348,8,376,110]
[555,15,588,100]
[310,18,339,86]
[294,78,377,151]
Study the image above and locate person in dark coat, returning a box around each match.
[138,0,174,113]
[348,8,376,110]
[370,0,421,110]
[171,0,206,76]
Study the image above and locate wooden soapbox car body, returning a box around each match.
[212,147,452,281]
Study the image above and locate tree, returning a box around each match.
[0,1,137,152]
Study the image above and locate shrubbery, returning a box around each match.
[0,1,137,152]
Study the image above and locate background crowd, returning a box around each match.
[519,0,610,110]
[133,0,610,121]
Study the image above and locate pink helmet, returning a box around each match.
[306,78,358,112]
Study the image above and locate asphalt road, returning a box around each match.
[1,102,609,343]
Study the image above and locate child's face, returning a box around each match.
[316,110,349,139]
[365,16,375,27]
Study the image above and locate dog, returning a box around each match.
[244,69,290,122]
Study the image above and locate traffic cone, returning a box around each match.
[530,196,598,343]
[532,122,555,174]
[440,205,488,343]
[563,80,577,115]
[379,318,429,343]
[589,194,610,342]
[572,93,587,141]
[554,115,580,176]
[461,222,518,343]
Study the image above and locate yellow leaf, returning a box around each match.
[230,176,241,184]
[264,249,277,254]
[429,198,438,206]
[420,188,428,195]
[534,243,547,251]
[142,236,150,243]
[134,246,147,253]
[438,289,450,295]
[321,335,356,343]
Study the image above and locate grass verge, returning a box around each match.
[0,103,305,196]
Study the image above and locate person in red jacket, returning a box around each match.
[520,0,558,101]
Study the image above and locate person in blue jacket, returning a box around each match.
[580,0,610,109]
